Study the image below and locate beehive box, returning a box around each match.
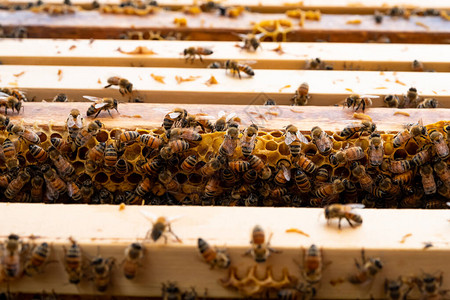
[0,0,449,299]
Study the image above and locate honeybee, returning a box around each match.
[28,144,48,162]
[412,59,424,71]
[393,169,414,185]
[160,108,188,131]
[284,124,308,157]
[228,160,250,173]
[5,169,30,200]
[300,244,323,285]
[159,170,180,192]
[140,210,182,243]
[179,155,197,173]
[53,93,68,102]
[49,149,75,179]
[384,277,414,300]
[84,96,119,118]
[122,242,144,279]
[66,109,83,141]
[91,256,115,292]
[224,60,254,78]
[139,134,163,149]
[417,98,438,109]
[348,249,383,284]
[87,142,106,162]
[389,159,412,174]
[63,238,83,284]
[115,158,132,176]
[162,282,181,300]
[2,138,16,161]
[340,121,376,139]
[30,175,44,202]
[119,130,140,145]
[306,57,326,70]
[352,165,373,193]
[207,61,222,69]
[67,181,82,202]
[274,163,291,186]
[0,94,22,114]
[291,82,311,106]
[419,165,436,195]
[368,133,384,166]
[294,155,317,174]
[444,124,450,143]
[383,94,400,108]
[429,130,449,159]
[311,126,332,155]
[43,167,68,200]
[278,283,316,300]
[314,179,345,199]
[138,157,164,175]
[400,186,424,208]
[0,88,27,102]
[204,177,222,198]
[413,271,447,300]
[7,123,40,144]
[240,124,258,157]
[403,87,420,107]
[183,47,213,63]
[1,234,23,280]
[330,146,365,166]
[234,32,264,51]
[161,140,190,160]
[24,242,50,276]
[197,238,230,269]
[393,122,426,148]
[75,120,103,148]
[219,127,239,157]
[434,161,450,186]
[247,154,264,172]
[104,76,133,96]
[213,111,237,132]
[168,127,202,142]
[50,137,73,154]
[324,203,364,229]
[244,225,280,263]
[412,147,431,166]
[343,94,379,112]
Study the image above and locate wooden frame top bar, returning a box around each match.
[1,39,450,71]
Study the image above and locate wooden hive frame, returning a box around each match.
[0,0,449,299]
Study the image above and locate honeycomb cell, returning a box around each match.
[405,141,419,155]
[270,131,283,138]
[175,173,188,184]
[265,141,278,151]
[25,151,36,164]
[73,161,85,173]
[96,130,109,143]
[197,144,209,157]
[303,143,318,156]
[37,132,47,143]
[110,174,125,184]
[333,141,342,150]
[311,154,325,166]
[333,166,350,178]
[94,172,109,184]
[260,134,273,141]
[50,133,63,140]
[355,139,369,151]
[127,173,142,184]
[393,149,408,160]
[278,142,290,156]
[384,142,395,156]
[78,147,89,160]
[109,129,122,140]
[124,143,141,161]
[188,173,203,185]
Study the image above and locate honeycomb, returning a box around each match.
[0,113,449,208]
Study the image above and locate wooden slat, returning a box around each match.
[1,11,449,43]
[1,39,450,72]
[7,103,450,133]
[0,204,449,298]
[3,0,450,13]
[1,65,450,106]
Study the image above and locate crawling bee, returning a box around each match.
[413,271,448,300]
[284,124,309,157]
[219,127,239,157]
[183,47,213,63]
[91,256,115,292]
[1,88,27,102]
[291,82,311,106]
[104,76,133,96]
[314,179,345,199]
[324,203,364,229]
[417,98,438,108]
[278,283,316,300]
[301,244,323,285]
[1,234,23,280]
[66,109,83,141]
[352,164,374,193]
[167,127,202,142]
[162,282,181,300]
[240,124,258,157]
[343,94,378,112]
[429,130,449,159]
[213,110,237,132]
[0,93,22,114]
[161,108,188,131]
[330,146,365,166]
[306,57,326,70]
[140,210,182,243]
[419,165,436,195]
[412,59,424,71]
[7,123,40,144]
[403,87,420,107]
[339,121,376,139]
[348,249,383,284]
[244,225,280,263]
[24,242,50,276]
[368,133,384,166]
[122,242,144,279]
[63,238,83,284]
[5,169,30,200]
[234,32,264,52]
[384,277,413,300]
[224,60,254,78]
[311,126,332,155]
[434,161,450,186]
[393,121,427,148]
[197,238,230,269]
[84,96,119,118]
[75,120,103,148]
[384,94,400,108]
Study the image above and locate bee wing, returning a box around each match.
[0,96,8,100]
[222,135,236,155]
[167,215,183,223]
[238,60,257,65]
[0,92,10,97]
[218,110,226,119]
[284,131,295,145]
[296,131,309,144]
[343,203,365,211]
[233,32,248,40]
[83,95,102,102]
[140,210,157,224]
[225,112,237,122]
[67,116,76,128]
[67,182,75,197]
[196,115,215,120]
[282,165,291,181]
[94,103,109,109]
[418,118,424,127]
[153,108,171,114]
[75,116,83,128]
[168,112,182,119]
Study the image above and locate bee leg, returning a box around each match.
[104,84,112,89]
[199,54,203,63]
[107,109,113,118]
[168,224,182,243]
[237,69,241,79]
[338,217,342,229]
[361,249,366,264]
[94,109,102,119]
[346,217,355,227]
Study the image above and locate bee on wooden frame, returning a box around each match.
[140,210,182,244]
[84,96,119,118]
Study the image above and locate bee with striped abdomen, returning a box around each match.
[66,109,83,142]
[219,127,239,157]
[368,133,384,166]
[244,225,280,263]
[352,164,373,193]
[240,124,258,157]
[224,60,254,79]
[75,120,103,148]
[294,169,311,193]
[161,108,188,131]
[24,242,50,276]
[234,32,264,52]
[197,238,230,269]
[122,242,144,279]
[1,234,24,280]
[339,121,376,140]
[30,175,44,202]
[160,140,190,160]
[91,256,115,292]
[419,165,436,195]
[417,98,438,108]
[104,76,133,96]
[291,82,311,106]
[49,149,75,179]
[63,238,83,284]
[348,249,383,284]
[434,161,450,186]
[140,210,182,244]
[28,144,48,163]
[284,124,308,157]
[324,203,364,229]
[330,146,365,166]
[429,130,449,159]
[183,47,213,63]
[393,121,427,148]
[343,94,378,113]
[7,123,40,144]
[300,244,323,285]
[0,93,22,115]
[5,169,30,200]
[311,126,332,155]
[180,155,197,173]
[84,96,119,118]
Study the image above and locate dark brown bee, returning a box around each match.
[340,121,376,139]
[140,210,182,243]
[343,94,378,112]
[243,169,257,183]
[139,134,163,149]
[161,140,190,160]
[43,167,68,200]
[63,238,83,284]
[291,82,311,106]
[324,203,364,229]
[384,94,400,108]
[24,242,50,276]
[30,175,44,202]
[91,256,115,292]
[311,126,332,155]
[197,238,230,269]
[2,234,23,279]
[5,169,30,200]
[417,98,438,108]
[429,130,449,159]
[413,271,447,300]
[244,225,280,263]
[0,94,22,115]
[84,96,119,118]
[403,87,419,107]
[66,109,83,142]
[139,157,164,175]
[219,127,239,157]
[135,177,152,197]
[80,179,94,203]
[183,47,213,63]
[434,161,450,186]
[162,282,181,300]
[67,181,82,202]
[235,32,264,51]
[393,122,427,148]
[314,179,345,199]
[204,177,221,198]
[115,158,132,176]
[53,93,68,102]
[28,144,48,163]
[103,144,118,168]
[50,137,73,154]
[348,249,383,284]
[75,120,103,148]
[158,170,180,192]
[224,60,254,78]
[412,147,431,166]
[122,242,144,280]
[49,149,75,179]
[104,76,133,96]
[384,277,413,300]
[419,165,436,195]
[248,154,265,172]
[352,165,373,193]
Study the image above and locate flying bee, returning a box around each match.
[7,123,40,144]
[197,238,230,269]
[49,149,75,179]
[240,124,258,157]
[104,76,133,96]
[63,238,83,284]
[66,109,83,141]
[139,134,163,149]
[75,120,103,148]
[0,94,22,114]
[224,60,254,79]
[1,234,23,280]
[284,124,308,157]
[311,126,332,155]
[393,121,428,148]
[343,94,379,112]
[340,121,376,139]
[244,225,280,263]
[5,169,30,200]
[91,256,115,292]
[162,282,181,300]
[384,277,414,300]
[417,98,438,108]
[434,161,450,186]
[324,203,364,229]
[234,32,264,52]
[330,146,365,166]
[219,127,239,157]
[24,242,50,276]
[419,165,436,195]
[352,164,373,193]
[140,210,182,243]
[291,82,311,106]
[300,244,323,285]
[368,133,384,166]
[122,242,144,279]
[183,47,213,63]
[348,249,383,284]
[403,87,419,107]
[383,94,400,108]
[429,130,449,159]
[413,271,447,300]
[84,96,119,118]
